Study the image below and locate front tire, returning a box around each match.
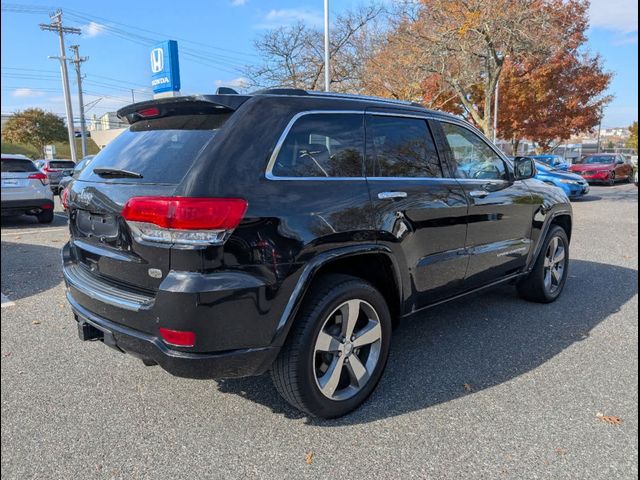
[517,225,569,303]
[607,171,616,186]
[271,274,392,418]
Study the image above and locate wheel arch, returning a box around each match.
[271,245,403,346]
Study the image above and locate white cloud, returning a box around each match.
[82,21,106,38]
[12,88,45,98]
[258,8,323,28]
[214,77,250,91]
[589,0,638,38]
[231,0,247,6]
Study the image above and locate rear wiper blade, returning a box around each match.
[93,168,143,179]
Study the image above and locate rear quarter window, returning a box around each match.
[80,113,230,184]
[1,158,38,173]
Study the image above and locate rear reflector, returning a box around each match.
[121,197,248,246]
[159,328,196,347]
[28,172,49,186]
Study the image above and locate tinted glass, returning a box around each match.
[80,114,229,184]
[1,158,38,173]
[50,161,76,169]
[441,122,508,181]
[272,113,364,177]
[367,116,442,178]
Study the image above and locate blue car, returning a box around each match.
[535,161,589,199]
[529,154,571,171]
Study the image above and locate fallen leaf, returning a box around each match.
[305,451,314,465]
[59,304,65,308]
[3,352,12,358]
[596,413,623,426]
[32,320,41,325]
[555,447,567,456]
[463,383,474,393]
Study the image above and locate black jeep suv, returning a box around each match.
[62,90,572,418]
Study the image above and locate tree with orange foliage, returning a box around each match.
[496,1,612,151]
[364,0,610,144]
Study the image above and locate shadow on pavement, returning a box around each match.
[1,241,64,301]
[215,259,638,424]
[1,211,68,229]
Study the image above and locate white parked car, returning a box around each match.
[1,154,55,223]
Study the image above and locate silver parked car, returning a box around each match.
[34,159,76,194]
[1,154,55,223]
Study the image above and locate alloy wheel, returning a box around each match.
[543,236,566,294]
[313,299,383,401]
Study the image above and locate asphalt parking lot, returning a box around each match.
[1,185,638,479]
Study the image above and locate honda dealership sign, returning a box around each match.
[150,40,181,97]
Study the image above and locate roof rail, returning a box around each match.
[306,90,425,108]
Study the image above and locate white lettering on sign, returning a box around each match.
[151,77,170,87]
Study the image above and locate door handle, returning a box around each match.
[378,191,408,200]
[468,190,490,198]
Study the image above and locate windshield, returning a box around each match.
[80,114,230,184]
[579,156,615,164]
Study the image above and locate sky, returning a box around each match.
[1,0,638,129]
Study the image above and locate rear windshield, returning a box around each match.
[50,161,76,169]
[79,114,230,184]
[1,158,38,173]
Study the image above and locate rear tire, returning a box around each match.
[271,274,392,418]
[37,209,54,224]
[517,225,569,303]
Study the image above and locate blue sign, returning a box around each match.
[150,40,181,95]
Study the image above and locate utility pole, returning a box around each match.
[40,10,81,163]
[69,45,88,159]
[324,0,330,92]
[131,89,136,103]
[596,108,604,153]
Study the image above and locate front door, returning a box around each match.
[434,120,535,287]
[365,112,469,312]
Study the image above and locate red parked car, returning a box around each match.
[569,154,633,185]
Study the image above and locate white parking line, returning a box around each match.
[1,293,15,308]
[1,226,69,237]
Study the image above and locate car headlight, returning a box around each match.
[559,179,580,185]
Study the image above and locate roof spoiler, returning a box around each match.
[117,94,250,124]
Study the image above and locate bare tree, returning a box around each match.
[246,4,386,92]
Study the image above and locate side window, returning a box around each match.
[271,113,364,178]
[441,122,508,181]
[366,115,442,178]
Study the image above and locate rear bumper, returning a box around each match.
[62,241,286,378]
[1,198,54,215]
[68,292,279,379]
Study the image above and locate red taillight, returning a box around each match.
[28,172,49,186]
[137,107,160,118]
[121,197,248,245]
[159,328,196,347]
[61,187,69,209]
[122,197,247,230]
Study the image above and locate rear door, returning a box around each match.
[365,112,469,311]
[68,110,231,292]
[434,120,534,287]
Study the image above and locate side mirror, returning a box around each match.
[514,157,537,180]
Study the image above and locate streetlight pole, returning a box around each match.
[493,78,499,144]
[324,0,330,92]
